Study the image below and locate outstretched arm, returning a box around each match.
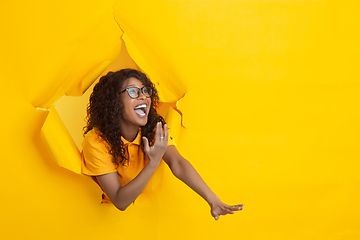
[96,122,168,211]
[163,145,243,220]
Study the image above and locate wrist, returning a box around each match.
[205,194,219,206]
[146,157,161,169]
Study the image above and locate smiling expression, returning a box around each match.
[119,77,152,129]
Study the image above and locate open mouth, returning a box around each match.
[134,103,147,117]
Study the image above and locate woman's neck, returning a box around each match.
[119,123,139,142]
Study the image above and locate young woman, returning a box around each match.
[81,68,243,220]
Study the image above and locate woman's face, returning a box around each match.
[119,77,152,128]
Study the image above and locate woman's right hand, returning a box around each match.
[96,122,168,211]
[142,122,168,168]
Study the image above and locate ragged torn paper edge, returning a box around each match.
[39,10,188,176]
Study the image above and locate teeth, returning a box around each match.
[134,104,146,109]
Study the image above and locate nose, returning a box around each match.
[138,90,146,99]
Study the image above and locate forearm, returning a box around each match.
[172,159,217,204]
[112,164,158,210]
[96,123,168,211]
[163,146,243,220]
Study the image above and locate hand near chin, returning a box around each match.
[209,196,244,220]
[142,122,168,168]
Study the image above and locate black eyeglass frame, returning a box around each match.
[120,86,153,99]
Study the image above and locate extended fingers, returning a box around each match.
[142,137,150,153]
[155,122,168,144]
[163,124,168,143]
[226,204,244,212]
[155,122,161,142]
[221,206,235,215]
[159,122,164,139]
[212,203,244,220]
[212,208,231,221]
[212,210,220,220]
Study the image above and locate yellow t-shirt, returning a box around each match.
[81,128,175,197]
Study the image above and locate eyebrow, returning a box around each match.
[125,84,145,88]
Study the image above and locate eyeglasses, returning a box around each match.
[120,86,152,99]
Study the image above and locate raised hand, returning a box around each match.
[142,122,168,168]
[209,196,244,220]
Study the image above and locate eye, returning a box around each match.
[143,87,152,96]
[128,88,137,97]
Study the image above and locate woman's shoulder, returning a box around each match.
[83,128,109,151]
[84,127,98,137]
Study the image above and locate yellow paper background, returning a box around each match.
[1,0,359,239]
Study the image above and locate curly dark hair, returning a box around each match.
[84,68,165,167]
